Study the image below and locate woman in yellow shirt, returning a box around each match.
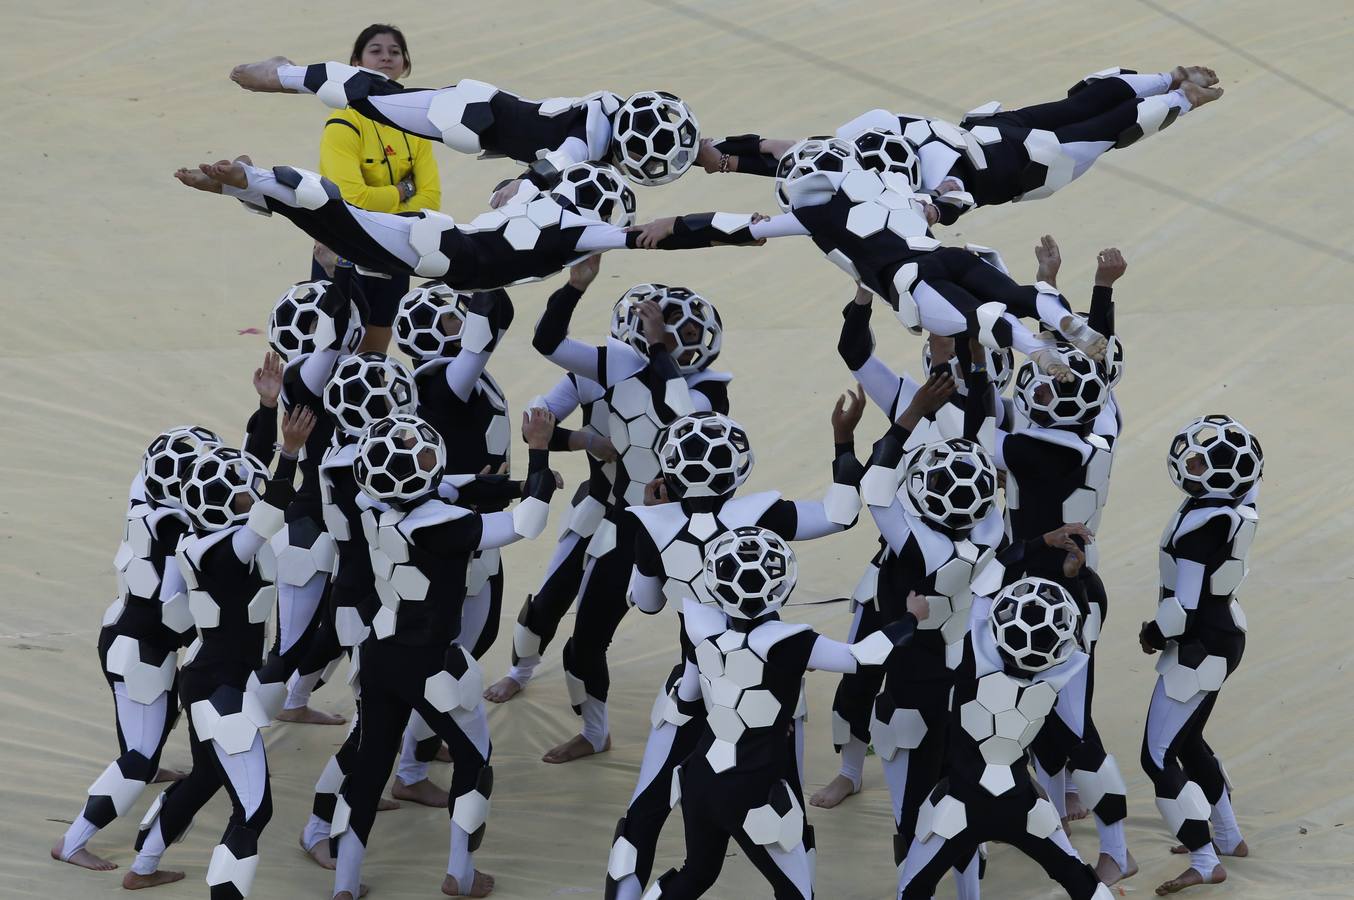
[312,24,440,352]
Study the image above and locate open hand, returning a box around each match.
[1035,234,1061,285]
[253,351,284,408]
[832,384,866,441]
[281,406,317,455]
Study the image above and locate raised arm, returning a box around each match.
[837,286,922,420]
[1089,247,1126,337]
[231,407,311,562]
[444,289,510,401]
[243,351,283,465]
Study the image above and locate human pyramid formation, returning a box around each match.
[50,53,1266,900]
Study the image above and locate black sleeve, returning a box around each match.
[532,283,584,356]
[756,499,800,538]
[243,402,278,466]
[261,455,299,511]
[693,380,730,415]
[1087,285,1114,338]
[837,301,875,371]
[963,364,993,443]
[1172,514,1232,564]
[282,357,326,412]
[867,421,913,472]
[624,212,767,250]
[548,425,576,452]
[934,202,965,227]
[833,439,865,488]
[416,514,486,555]
[454,476,525,508]
[520,448,558,505]
[469,288,514,351]
[634,527,664,577]
[772,628,822,677]
[713,134,779,178]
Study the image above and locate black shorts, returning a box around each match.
[308,259,409,328]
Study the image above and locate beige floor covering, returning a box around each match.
[4,0,1353,896]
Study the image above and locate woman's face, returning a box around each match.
[358,33,406,79]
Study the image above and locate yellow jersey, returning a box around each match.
[319,107,441,214]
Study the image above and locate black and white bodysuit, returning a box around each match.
[58,412,279,864]
[644,602,917,899]
[606,448,863,899]
[715,69,1197,225]
[395,290,515,788]
[503,370,613,687]
[895,596,1112,900]
[1139,484,1258,877]
[642,171,1078,357]
[131,457,296,900]
[276,62,620,172]
[57,478,194,862]
[533,282,731,753]
[327,450,557,899]
[857,417,1002,896]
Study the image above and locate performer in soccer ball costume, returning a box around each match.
[1138,415,1261,896]
[485,259,622,704]
[895,576,1114,900]
[606,399,865,900]
[1018,237,1136,884]
[532,260,730,763]
[326,409,559,900]
[628,153,1105,381]
[643,527,929,898]
[297,349,419,866]
[385,280,520,805]
[125,409,315,897]
[52,360,289,873]
[228,56,699,191]
[255,270,369,728]
[700,66,1221,225]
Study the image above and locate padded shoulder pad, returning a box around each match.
[749,620,813,658]
[1172,504,1236,542]
[183,527,236,568]
[628,503,689,550]
[720,491,783,527]
[400,499,472,536]
[682,599,727,647]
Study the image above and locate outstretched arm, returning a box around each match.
[807,594,927,672]
[838,286,922,420]
[443,289,510,401]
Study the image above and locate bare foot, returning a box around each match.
[202,158,250,189]
[1096,850,1138,885]
[1156,863,1226,894]
[443,870,495,897]
[1170,839,1248,857]
[542,733,610,764]
[122,869,185,889]
[1172,66,1219,88]
[378,796,401,811]
[1031,347,1073,383]
[174,167,222,193]
[229,56,293,92]
[391,778,448,808]
[809,774,861,809]
[1181,83,1224,108]
[51,840,117,871]
[277,706,347,725]
[435,743,452,763]
[300,835,335,870]
[152,767,186,784]
[483,675,524,703]
[1064,791,1089,822]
